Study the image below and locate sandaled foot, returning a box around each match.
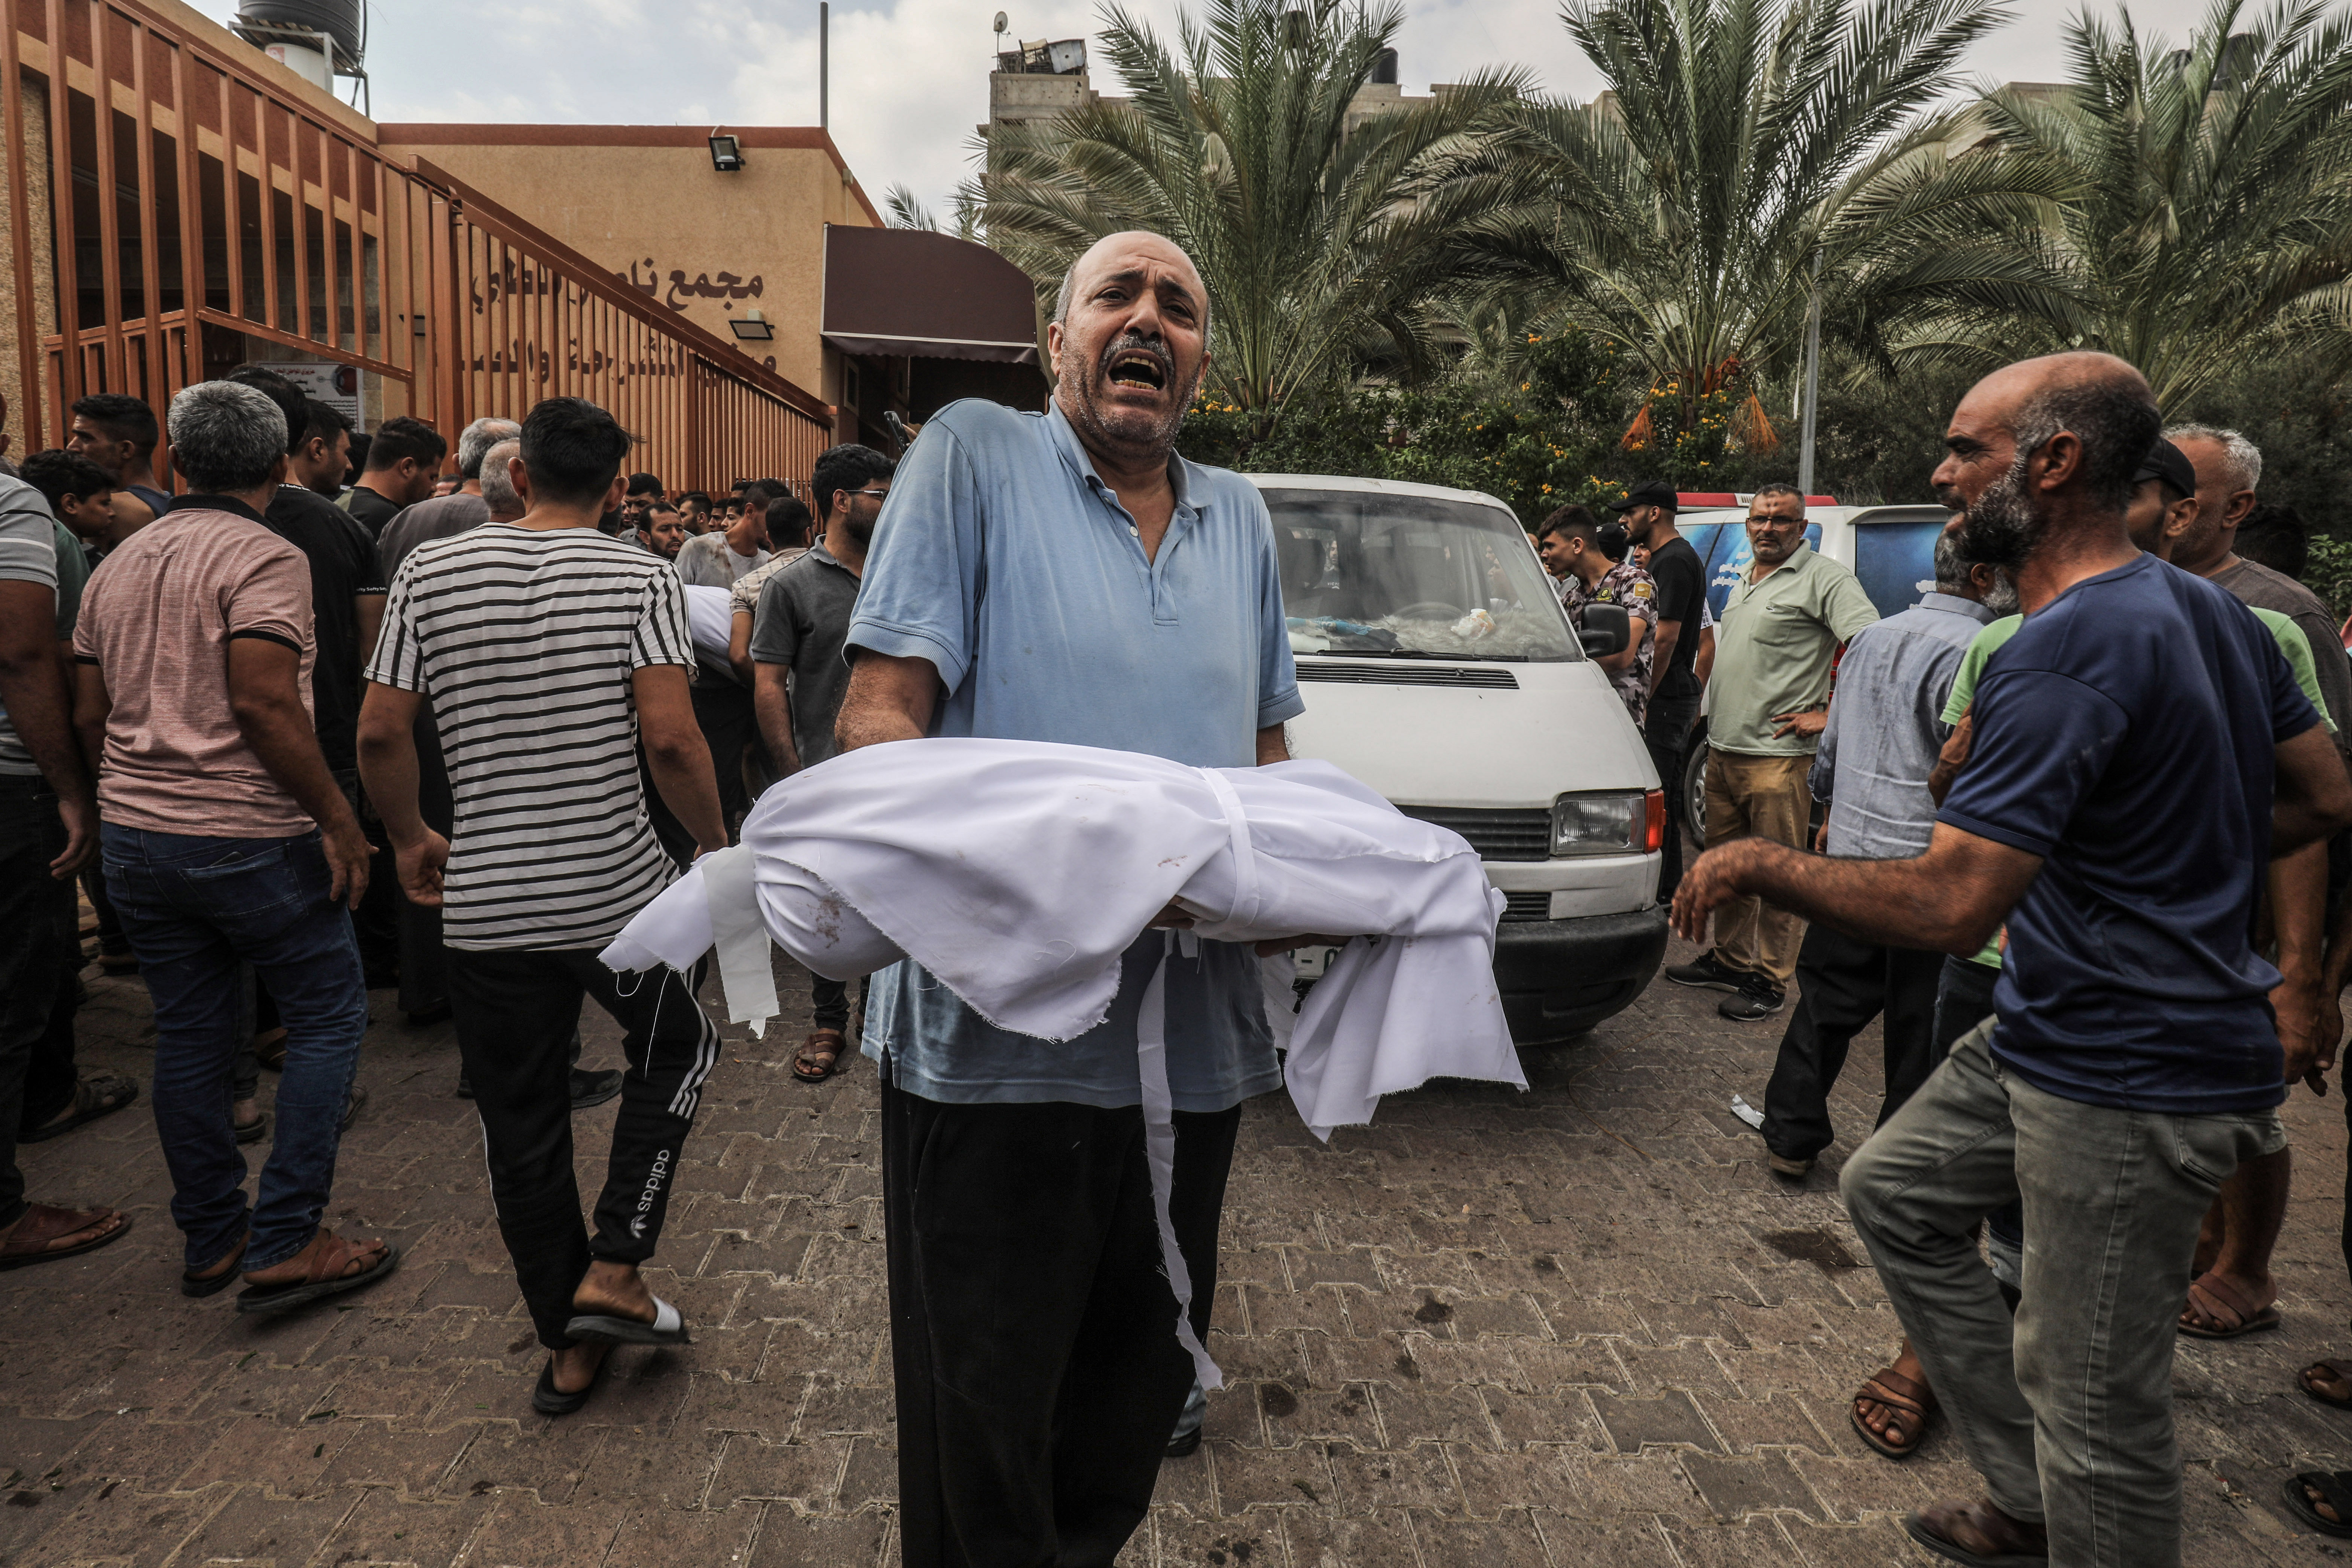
[181,1230,251,1298]
[19,1073,140,1143]
[252,1028,287,1072]
[565,1261,690,1346]
[792,1028,845,1084]
[534,1341,614,1416]
[1903,1497,2048,1564]
[0,1203,132,1270]
[2285,1472,2352,1537]
[237,1228,399,1314]
[1852,1364,1937,1459]
[2179,1270,2280,1339]
[2300,1359,2352,1409]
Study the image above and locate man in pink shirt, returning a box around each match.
[73,381,396,1311]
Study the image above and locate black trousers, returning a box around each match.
[396,702,455,1018]
[691,678,757,832]
[0,779,79,1229]
[812,973,868,1033]
[1760,921,1944,1162]
[1643,691,1700,900]
[883,1072,1240,1568]
[447,947,718,1347]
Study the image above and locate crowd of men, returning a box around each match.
[7,224,2352,1566]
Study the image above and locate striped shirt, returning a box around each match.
[366,523,694,951]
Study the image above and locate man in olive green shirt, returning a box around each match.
[1667,484,1879,1019]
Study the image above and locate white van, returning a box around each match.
[1252,474,1667,1044]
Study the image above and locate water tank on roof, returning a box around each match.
[1371,48,1398,84]
[238,0,364,61]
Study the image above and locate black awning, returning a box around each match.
[822,225,1041,365]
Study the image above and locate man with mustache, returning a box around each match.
[1675,352,2352,1567]
[833,231,1303,1568]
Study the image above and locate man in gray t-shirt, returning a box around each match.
[750,442,891,1081]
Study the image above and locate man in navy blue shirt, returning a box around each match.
[1673,351,2352,1568]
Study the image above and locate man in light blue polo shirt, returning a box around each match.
[836,230,1302,1568]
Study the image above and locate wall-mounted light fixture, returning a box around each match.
[709,132,745,172]
[729,309,775,341]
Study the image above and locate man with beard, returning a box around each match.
[751,444,893,1085]
[1676,352,2352,1567]
[832,231,1304,1567]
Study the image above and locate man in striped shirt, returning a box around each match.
[358,397,728,1416]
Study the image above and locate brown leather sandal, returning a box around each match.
[793,1028,846,1084]
[2300,1359,2352,1409]
[0,1203,131,1270]
[236,1228,399,1315]
[2178,1271,2281,1339]
[1851,1365,1937,1459]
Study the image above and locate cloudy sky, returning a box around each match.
[190,0,2223,215]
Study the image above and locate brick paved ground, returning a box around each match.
[7,933,2352,1567]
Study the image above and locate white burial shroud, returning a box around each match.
[601,737,1526,1386]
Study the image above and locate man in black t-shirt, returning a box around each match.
[229,369,397,987]
[339,418,446,538]
[1613,481,1707,897]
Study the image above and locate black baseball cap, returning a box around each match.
[1608,480,1679,514]
[2133,438,2196,501]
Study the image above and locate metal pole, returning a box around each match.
[820,2,830,130]
[1797,251,1823,496]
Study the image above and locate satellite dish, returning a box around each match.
[993,10,1008,31]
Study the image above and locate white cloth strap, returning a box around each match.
[1196,767,1261,928]
[700,846,778,1037]
[1137,932,1221,1390]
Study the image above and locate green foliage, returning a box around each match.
[981,0,1526,430]
[2306,536,2352,619]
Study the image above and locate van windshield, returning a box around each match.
[1265,489,1578,661]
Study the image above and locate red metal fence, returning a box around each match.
[3,0,833,490]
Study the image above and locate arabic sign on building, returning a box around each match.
[621,258,768,315]
[255,361,367,432]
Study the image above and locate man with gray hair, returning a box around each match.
[72,381,397,1312]
[376,416,522,583]
[835,230,1302,1565]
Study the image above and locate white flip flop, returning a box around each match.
[563,1293,690,1346]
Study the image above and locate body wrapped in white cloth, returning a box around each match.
[600,736,1525,1382]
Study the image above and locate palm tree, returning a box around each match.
[1932,0,2352,406]
[979,0,1529,435]
[885,181,986,243]
[1457,0,2058,438]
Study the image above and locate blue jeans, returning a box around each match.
[103,825,367,1271]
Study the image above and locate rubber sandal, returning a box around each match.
[181,1230,250,1298]
[1902,1499,2049,1565]
[792,1029,845,1084]
[2284,1473,2352,1538]
[234,1111,269,1145]
[1851,1366,1937,1460]
[19,1073,140,1143]
[532,1352,610,1416]
[236,1231,400,1315]
[0,1204,132,1271]
[2178,1272,2281,1339]
[563,1294,690,1346]
[2300,1360,2352,1410]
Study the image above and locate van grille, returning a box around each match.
[1399,805,1552,862]
[1499,890,1552,922]
[1296,661,1519,690]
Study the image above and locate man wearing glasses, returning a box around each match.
[1665,483,1877,1022]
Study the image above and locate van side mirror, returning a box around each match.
[1577,602,1629,657]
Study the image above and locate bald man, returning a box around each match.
[1676,352,2352,1568]
[834,232,1305,1566]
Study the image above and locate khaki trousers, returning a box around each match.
[1702,748,1812,986]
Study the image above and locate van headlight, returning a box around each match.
[1550,789,1665,856]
